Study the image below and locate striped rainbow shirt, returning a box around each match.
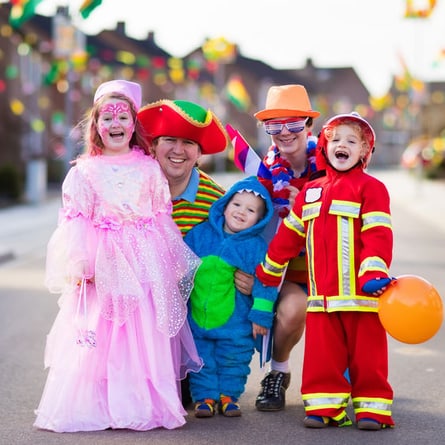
[172,169,225,236]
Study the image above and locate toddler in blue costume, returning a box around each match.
[184,176,277,417]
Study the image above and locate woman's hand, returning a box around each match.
[234,269,254,295]
[286,185,300,209]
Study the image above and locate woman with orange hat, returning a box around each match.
[256,112,395,430]
[253,84,321,412]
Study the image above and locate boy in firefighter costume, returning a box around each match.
[256,112,395,430]
[184,176,277,417]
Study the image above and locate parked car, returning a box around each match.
[401,136,445,178]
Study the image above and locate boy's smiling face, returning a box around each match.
[223,191,265,234]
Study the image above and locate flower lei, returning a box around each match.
[262,134,318,218]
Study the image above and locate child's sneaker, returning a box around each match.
[304,414,352,428]
[194,398,216,418]
[357,418,391,430]
[303,415,330,428]
[218,394,241,417]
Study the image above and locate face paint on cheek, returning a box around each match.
[123,123,135,140]
[97,122,109,141]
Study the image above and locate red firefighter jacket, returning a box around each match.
[256,166,393,312]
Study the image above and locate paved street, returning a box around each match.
[0,167,444,445]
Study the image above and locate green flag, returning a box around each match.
[9,0,44,29]
[79,0,103,19]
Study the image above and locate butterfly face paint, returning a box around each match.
[97,100,135,146]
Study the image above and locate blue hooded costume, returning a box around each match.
[184,176,277,401]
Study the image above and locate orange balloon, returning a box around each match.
[378,275,443,344]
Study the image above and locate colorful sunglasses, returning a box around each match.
[264,118,308,135]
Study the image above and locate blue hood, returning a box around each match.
[208,176,274,239]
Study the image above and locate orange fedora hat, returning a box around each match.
[254,84,320,121]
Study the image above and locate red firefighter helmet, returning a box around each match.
[316,112,376,169]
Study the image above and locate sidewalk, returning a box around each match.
[0,192,60,265]
[373,167,445,235]
[0,167,444,266]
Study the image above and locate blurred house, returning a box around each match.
[3,3,442,202]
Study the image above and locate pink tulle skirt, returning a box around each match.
[34,281,201,432]
[36,208,202,432]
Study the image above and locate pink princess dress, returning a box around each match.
[34,148,202,432]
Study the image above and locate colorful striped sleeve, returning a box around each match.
[173,170,224,236]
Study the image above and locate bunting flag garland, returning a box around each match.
[225,75,251,111]
[395,52,425,95]
[432,48,445,69]
[202,37,236,62]
[9,0,43,29]
[404,0,436,18]
[396,52,414,91]
[369,93,393,112]
[226,124,271,178]
[79,0,102,19]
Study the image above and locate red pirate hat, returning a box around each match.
[137,100,228,154]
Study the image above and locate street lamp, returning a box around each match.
[52,6,86,174]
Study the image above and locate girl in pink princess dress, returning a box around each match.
[34,80,202,432]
